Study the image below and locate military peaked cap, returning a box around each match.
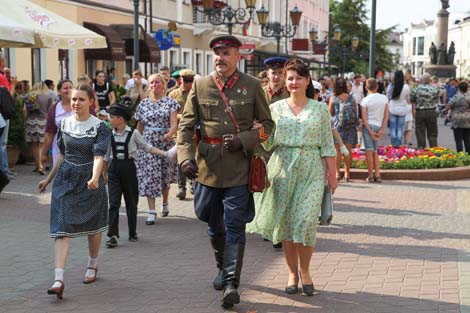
[264,57,288,69]
[209,35,242,50]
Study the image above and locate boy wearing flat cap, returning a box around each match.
[105,103,168,248]
[177,34,274,309]
[263,57,289,104]
[168,69,196,200]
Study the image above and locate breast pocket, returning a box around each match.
[231,99,253,121]
[199,99,219,120]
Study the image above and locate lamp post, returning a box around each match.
[310,26,362,77]
[191,0,256,35]
[256,5,302,56]
[133,0,140,71]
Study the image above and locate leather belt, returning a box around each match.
[202,136,223,145]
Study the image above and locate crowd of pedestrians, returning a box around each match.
[1,34,470,309]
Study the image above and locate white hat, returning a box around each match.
[312,80,322,91]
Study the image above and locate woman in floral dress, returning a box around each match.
[135,73,179,224]
[247,59,338,296]
[38,83,111,299]
[23,82,53,175]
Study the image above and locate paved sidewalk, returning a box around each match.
[1,163,470,313]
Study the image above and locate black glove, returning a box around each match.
[223,134,243,151]
[181,159,199,179]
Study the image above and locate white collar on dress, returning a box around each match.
[61,115,103,138]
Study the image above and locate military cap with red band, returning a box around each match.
[209,35,243,50]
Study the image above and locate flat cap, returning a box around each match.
[264,57,288,69]
[179,69,196,77]
[108,102,132,121]
[209,35,242,50]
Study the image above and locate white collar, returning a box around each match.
[61,115,103,138]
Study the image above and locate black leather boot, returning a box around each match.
[209,235,225,290]
[221,243,245,308]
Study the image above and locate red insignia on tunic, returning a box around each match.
[258,126,269,140]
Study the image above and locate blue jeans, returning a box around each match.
[0,120,9,174]
[389,114,405,146]
[194,183,255,244]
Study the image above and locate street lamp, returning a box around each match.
[256,5,302,55]
[191,0,256,35]
[309,26,365,77]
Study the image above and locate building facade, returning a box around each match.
[402,13,470,79]
[2,0,329,85]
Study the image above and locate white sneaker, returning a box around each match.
[340,145,349,156]
[146,211,156,225]
[161,204,169,217]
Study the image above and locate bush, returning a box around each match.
[7,95,26,149]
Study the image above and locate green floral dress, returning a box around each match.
[247,99,336,246]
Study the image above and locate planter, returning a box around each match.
[6,145,21,169]
[346,166,470,181]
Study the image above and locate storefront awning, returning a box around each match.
[83,22,126,61]
[110,24,160,63]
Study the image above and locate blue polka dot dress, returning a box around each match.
[50,115,111,238]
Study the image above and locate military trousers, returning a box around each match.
[415,109,438,148]
[177,165,187,191]
[194,183,255,244]
[107,159,139,238]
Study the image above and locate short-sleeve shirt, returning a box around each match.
[361,93,388,127]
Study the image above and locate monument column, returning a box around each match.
[436,9,449,48]
[424,0,456,78]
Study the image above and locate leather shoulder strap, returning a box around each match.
[210,74,240,133]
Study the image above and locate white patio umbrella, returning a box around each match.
[0,0,107,49]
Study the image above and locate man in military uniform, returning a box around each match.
[165,69,181,96]
[177,35,274,308]
[168,69,196,200]
[411,73,440,148]
[263,56,289,104]
[260,56,288,251]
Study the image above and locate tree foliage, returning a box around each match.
[328,0,395,76]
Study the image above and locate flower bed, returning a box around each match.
[351,146,470,170]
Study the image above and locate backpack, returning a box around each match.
[335,94,357,128]
[0,87,16,119]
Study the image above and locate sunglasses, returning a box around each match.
[183,77,194,83]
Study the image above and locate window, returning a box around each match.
[417,36,425,55]
[195,52,203,75]
[205,52,213,76]
[169,49,178,70]
[412,37,417,55]
[182,49,192,69]
[31,48,41,84]
[58,49,69,80]
[2,48,10,68]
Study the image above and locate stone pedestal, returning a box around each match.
[424,64,456,78]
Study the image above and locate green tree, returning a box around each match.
[328,0,395,76]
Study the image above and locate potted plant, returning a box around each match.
[7,95,26,168]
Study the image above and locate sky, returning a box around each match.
[365,0,470,31]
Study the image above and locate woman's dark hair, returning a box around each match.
[333,77,348,96]
[391,70,405,100]
[57,79,73,92]
[283,59,315,99]
[458,81,468,93]
[75,83,95,101]
[95,70,105,77]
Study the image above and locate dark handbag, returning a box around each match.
[210,75,269,193]
[248,154,269,193]
[319,186,333,225]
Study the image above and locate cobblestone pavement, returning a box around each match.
[1,119,469,313]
